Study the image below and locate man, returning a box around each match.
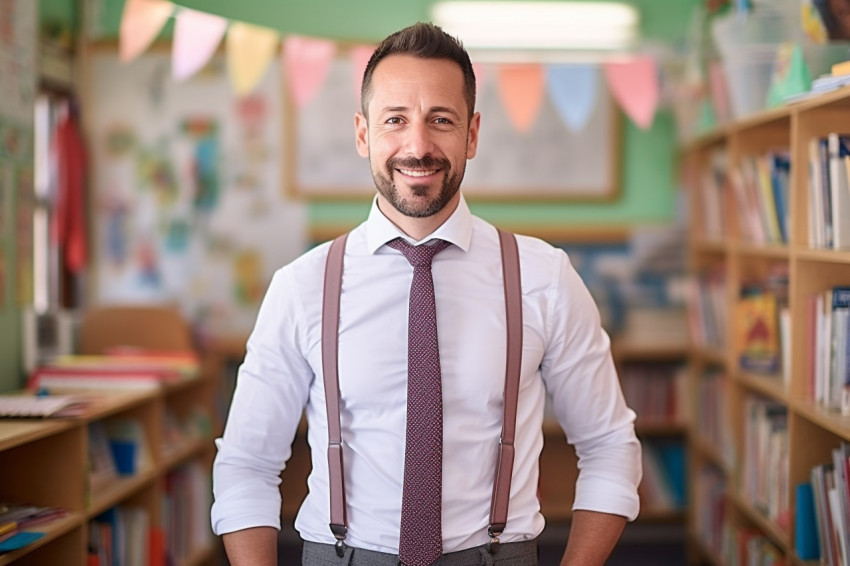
[212,22,641,566]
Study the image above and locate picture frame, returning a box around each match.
[285,55,622,201]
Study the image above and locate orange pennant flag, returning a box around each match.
[496,65,545,133]
[227,22,279,96]
[283,35,337,108]
[603,56,659,130]
[119,0,174,62]
[172,8,228,81]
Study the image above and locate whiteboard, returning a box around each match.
[287,58,620,200]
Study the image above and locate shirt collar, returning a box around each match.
[365,194,473,254]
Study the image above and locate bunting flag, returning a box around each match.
[546,64,599,132]
[283,35,336,108]
[119,0,174,62]
[114,2,667,137]
[472,63,488,91]
[603,56,659,130]
[350,45,376,104]
[226,22,279,96]
[172,8,228,81]
[497,64,545,133]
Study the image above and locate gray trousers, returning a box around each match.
[302,538,539,566]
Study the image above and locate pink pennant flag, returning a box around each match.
[172,8,228,81]
[497,65,545,133]
[227,22,279,96]
[350,45,376,104]
[119,0,174,62]
[283,35,336,108]
[603,56,659,130]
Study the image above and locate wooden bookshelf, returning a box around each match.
[682,85,850,564]
[612,331,690,522]
[0,386,218,566]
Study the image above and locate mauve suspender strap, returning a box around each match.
[320,228,523,553]
[322,233,348,550]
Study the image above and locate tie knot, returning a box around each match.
[387,238,451,268]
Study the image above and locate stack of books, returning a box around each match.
[27,349,200,392]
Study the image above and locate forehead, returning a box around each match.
[368,54,466,110]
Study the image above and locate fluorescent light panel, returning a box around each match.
[431,1,639,50]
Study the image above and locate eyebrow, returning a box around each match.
[379,105,462,119]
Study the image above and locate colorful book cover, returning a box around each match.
[736,290,780,374]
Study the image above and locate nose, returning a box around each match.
[402,119,436,158]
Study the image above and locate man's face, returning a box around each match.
[355,55,480,218]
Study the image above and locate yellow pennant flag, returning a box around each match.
[227,22,280,96]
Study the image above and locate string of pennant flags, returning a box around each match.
[121,0,660,131]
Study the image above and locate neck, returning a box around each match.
[377,193,460,242]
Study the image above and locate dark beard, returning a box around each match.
[372,155,463,218]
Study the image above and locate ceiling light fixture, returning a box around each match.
[432,1,639,55]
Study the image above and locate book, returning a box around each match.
[736,289,780,374]
[0,394,90,418]
[796,482,821,560]
[833,287,850,415]
[833,60,850,76]
[827,133,850,249]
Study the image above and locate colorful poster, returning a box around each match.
[90,51,307,335]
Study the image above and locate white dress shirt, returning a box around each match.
[211,194,641,554]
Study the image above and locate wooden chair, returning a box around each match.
[76,305,194,355]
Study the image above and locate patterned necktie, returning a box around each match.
[386,237,451,566]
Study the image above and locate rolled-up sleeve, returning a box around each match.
[211,267,314,535]
[541,252,642,521]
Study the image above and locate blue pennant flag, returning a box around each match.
[546,64,599,133]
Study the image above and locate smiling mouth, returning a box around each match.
[397,168,439,177]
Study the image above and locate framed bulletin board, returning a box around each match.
[285,56,621,201]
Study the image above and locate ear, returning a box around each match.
[466,112,481,159]
[355,112,369,158]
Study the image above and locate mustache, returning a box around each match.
[387,156,450,171]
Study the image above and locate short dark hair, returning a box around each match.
[360,22,476,119]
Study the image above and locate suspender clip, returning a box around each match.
[487,524,505,554]
[330,523,348,557]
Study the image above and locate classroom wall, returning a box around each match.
[120,0,698,229]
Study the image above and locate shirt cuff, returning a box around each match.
[572,476,641,521]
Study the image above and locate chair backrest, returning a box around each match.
[77,305,194,355]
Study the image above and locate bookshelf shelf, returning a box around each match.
[733,242,790,259]
[692,347,728,368]
[682,86,850,564]
[0,419,75,452]
[794,247,850,263]
[791,398,850,441]
[694,240,728,254]
[691,435,730,472]
[0,511,84,566]
[88,470,158,517]
[736,371,787,404]
[729,490,789,552]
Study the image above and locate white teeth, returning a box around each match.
[398,169,437,177]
